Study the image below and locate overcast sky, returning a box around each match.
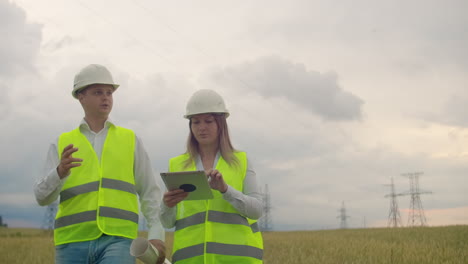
[1,0,467,230]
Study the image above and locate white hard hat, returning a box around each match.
[72,64,119,99]
[184,89,229,119]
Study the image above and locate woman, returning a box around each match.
[160,89,264,263]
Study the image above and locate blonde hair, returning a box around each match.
[183,113,239,169]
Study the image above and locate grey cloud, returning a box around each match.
[0,0,42,77]
[0,82,9,119]
[260,142,467,229]
[425,92,468,128]
[210,56,364,121]
[0,204,44,228]
[247,1,468,70]
[43,36,74,52]
[442,94,468,127]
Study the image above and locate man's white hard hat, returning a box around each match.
[184,89,229,119]
[72,64,119,99]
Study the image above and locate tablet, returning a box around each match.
[160,171,214,200]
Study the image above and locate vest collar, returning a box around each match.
[195,151,221,170]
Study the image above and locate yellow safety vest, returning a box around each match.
[54,125,139,246]
[169,152,263,264]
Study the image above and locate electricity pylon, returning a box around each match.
[385,177,403,228]
[259,184,273,231]
[337,201,350,229]
[401,172,432,227]
[41,200,58,230]
[0,215,7,227]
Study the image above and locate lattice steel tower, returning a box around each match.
[337,201,350,229]
[41,200,58,230]
[0,215,7,227]
[402,172,432,227]
[385,177,403,228]
[139,215,148,231]
[259,184,273,231]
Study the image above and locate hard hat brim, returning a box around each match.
[72,83,120,99]
[184,112,230,119]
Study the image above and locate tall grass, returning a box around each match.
[1,225,466,264]
[262,226,468,264]
[0,228,54,263]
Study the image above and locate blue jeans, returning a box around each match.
[55,235,135,264]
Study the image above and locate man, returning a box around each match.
[34,64,166,264]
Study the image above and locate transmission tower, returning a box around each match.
[385,177,403,228]
[139,215,148,231]
[41,200,58,230]
[337,201,350,229]
[0,215,8,227]
[401,172,432,227]
[259,184,273,231]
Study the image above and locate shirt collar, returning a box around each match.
[195,151,221,170]
[79,118,115,132]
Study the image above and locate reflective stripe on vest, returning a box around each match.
[60,179,136,203]
[175,211,260,233]
[172,242,263,263]
[170,152,263,264]
[54,125,138,245]
[55,207,139,229]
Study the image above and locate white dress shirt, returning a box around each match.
[34,119,165,241]
[159,152,263,229]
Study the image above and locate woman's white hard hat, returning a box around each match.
[72,64,120,99]
[184,89,229,119]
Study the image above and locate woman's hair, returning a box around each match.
[183,113,239,169]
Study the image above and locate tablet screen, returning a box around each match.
[160,171,214,200]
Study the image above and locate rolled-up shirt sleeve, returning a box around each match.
[134,136,165,241]
[160,202,177,229]
[34,140,64,206]
[222,158,263,220]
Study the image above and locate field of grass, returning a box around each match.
[1,225,467,264]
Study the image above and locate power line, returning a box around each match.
[39,0,331,144]
[127,0,277,108]
[73,0,175,68]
